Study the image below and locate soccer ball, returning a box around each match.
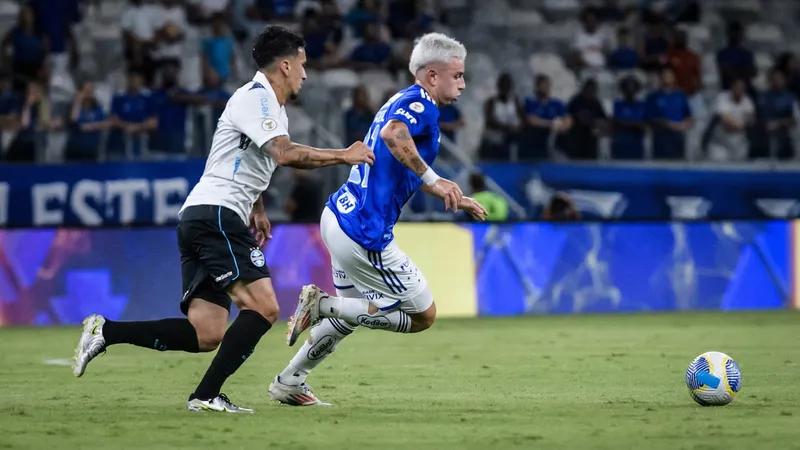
[685,351,741,406]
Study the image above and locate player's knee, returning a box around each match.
[409,304,437,332]
[195,324,225,352]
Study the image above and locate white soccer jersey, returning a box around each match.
[181,71,289,224]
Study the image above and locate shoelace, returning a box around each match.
[217,393,237,408]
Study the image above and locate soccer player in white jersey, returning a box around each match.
[71,26,374,413]
[268,33,487,406]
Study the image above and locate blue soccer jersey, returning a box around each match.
[327,84,440,251]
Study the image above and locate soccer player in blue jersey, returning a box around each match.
[268,33,487,406]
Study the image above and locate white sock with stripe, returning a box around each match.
[278,317,354,386]
[319,295,412,333]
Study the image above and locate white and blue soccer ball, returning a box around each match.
[685,351,742,406]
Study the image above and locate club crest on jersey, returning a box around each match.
[261,118,277,131]
[409,101,425,113]
[250,248,265,267]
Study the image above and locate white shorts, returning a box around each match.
[320,207,432,314]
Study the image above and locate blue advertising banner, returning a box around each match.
[0,160,205,227]
[480,162,800,220]
[0,221,791,326]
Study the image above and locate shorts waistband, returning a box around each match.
[180,205,238,222]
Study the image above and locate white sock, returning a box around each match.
[278,317,355,386]
[319,295,412,333]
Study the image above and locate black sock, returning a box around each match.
[191,310,271,400]
[103,318,200,352]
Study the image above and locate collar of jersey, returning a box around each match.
[252,71,270,88]
[416,84,437,106]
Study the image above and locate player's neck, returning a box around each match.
[263,70,290,106]
[415,81,438,105]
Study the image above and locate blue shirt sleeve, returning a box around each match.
[682,94,692,119]
[554,100,566,118]
[385,94,436,136]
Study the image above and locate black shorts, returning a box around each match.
[177,205,270,315]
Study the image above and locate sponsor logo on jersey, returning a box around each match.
[250,248,265,267]
[363,290,385,300]
[356,314,392,329]
[409,101,425,113]
[260,97,270,116]
[262,118,277,131]
[214,271,233,282]
[395,108,418,125]
[336,191,357,214]
[307,335,336,360]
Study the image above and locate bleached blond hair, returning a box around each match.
[408,32,467,76]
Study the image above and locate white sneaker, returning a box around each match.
[268,376,331,406]
[286,284,325,346]
[73,314,106,377]
[187,393,254,413]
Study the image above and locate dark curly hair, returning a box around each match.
[252,26,305,69]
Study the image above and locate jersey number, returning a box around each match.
[347,123,380,188]
[238,134,252,150]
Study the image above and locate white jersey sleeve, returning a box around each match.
[229,83,288,148]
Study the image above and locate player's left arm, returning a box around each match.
[379,119,463,211]
[261,135,374,169]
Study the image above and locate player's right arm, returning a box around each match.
[261,136,374,168]
[379,119,463,211]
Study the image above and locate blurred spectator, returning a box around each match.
[344,85,374,145]
[345,0,382,39]
[348,22,392,71]
[611,76,647,159]
[571,8,608,72]
[6,82,60,162]
[202,13,236,82]
[521,74,571,160]
[0,72,21,139]
[608,27,639,71]
[542,192,580,221]
[640,19,670,72]
[247,0,297,22]
[595,0,625,22]
[666,28,701,96]
[284,170,325,222]
[469,173,508,222]
[716,21,755,90]
[387,0,434,40]
[65,81,110,162]
[29,0,81,70]
[187,0,230,24]
[707,79,754,161]
[153,0,188,65]
[197,68,230,125]
[193,68,230,153]
[1,4,49,91]
[480,73,522,160]
[564,79,607,160]
[121,0,161,84]
[149,62,193,154]
[646,67,692,159]
[758,69,797,160]
[439,103,464,143]
[108,70,156,159]
[301,6,343,69]
[774,52,800,101]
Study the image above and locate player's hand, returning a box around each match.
[342,141,375,166]
[459,196,488,221]
[250,210,272,247]
[428,178,463,212]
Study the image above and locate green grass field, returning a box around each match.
[1,311,799,449]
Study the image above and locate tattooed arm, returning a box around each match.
[261,135,375,169]
[379,119,463,211]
